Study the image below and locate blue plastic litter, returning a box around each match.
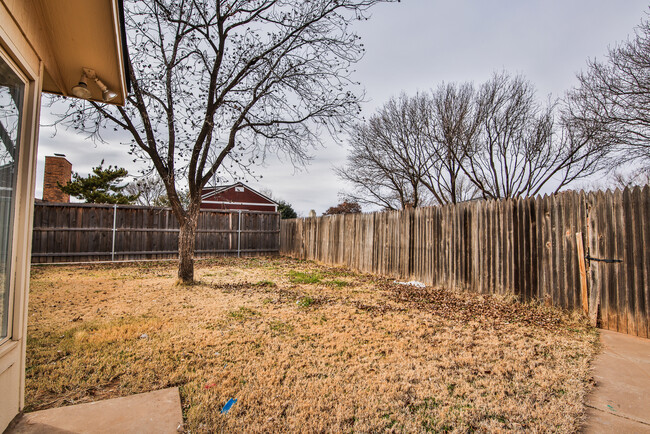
[221,398,237,414]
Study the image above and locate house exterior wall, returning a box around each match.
[201,185,278,212]
[0,1,125,430]
[0,4,42,427]
[42,156,71,202]
[202,202,276,212]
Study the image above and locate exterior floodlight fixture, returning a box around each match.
[94,77,118,102]
[71,72,92,99]
[70,68,118,102]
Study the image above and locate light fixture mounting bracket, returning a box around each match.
[82,67,97,80]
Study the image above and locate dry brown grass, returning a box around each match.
[26,257,599,433]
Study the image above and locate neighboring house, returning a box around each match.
[201,182,278,212]
[0,1,127,430]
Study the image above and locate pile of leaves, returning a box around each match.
[382,281,571,331]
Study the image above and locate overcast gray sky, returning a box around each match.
[36,1,649,215]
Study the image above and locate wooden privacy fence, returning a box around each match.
[32,203,280,263]
[280,187,650,338]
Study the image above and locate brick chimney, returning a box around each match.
[42,154,72,203]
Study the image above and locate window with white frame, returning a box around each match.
[0,56,23,342]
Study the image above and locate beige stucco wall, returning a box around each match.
[0,2,43,429]
[0,0,125,429]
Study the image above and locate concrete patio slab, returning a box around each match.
[583,330,650,433]
[7,387,183,434]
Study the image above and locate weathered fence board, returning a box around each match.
[280,187,650,338]
[32,203,280,263]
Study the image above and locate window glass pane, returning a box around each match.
[0,58,23,341]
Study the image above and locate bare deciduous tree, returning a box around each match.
[125,174,168,206]
[340,73,608,207]
[421,83,480,203]
[612,167,650,189]
[337,94,428,210]
[566,14,650,166]
[337,92,476,210]
[50,0,390,283]
[455,73,607,199]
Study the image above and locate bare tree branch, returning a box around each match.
[566,12,650,167]
[46,0,391,282]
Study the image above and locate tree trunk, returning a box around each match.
[177,211,198,284]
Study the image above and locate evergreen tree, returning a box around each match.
[58,160,138,204]
[277,200,297,219]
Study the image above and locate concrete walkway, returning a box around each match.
[583,330,650,433]
[7,388,183,434]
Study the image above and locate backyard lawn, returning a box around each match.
[26,257,598,432]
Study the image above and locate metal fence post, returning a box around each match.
[111,203,117,261]
[237,210,242,257]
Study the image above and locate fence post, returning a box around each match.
[237,210,242,257]
[111,204,117,261]
[576,232,589,316]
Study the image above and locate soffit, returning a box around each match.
[6,0,128,106]
[38,0,126,106]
